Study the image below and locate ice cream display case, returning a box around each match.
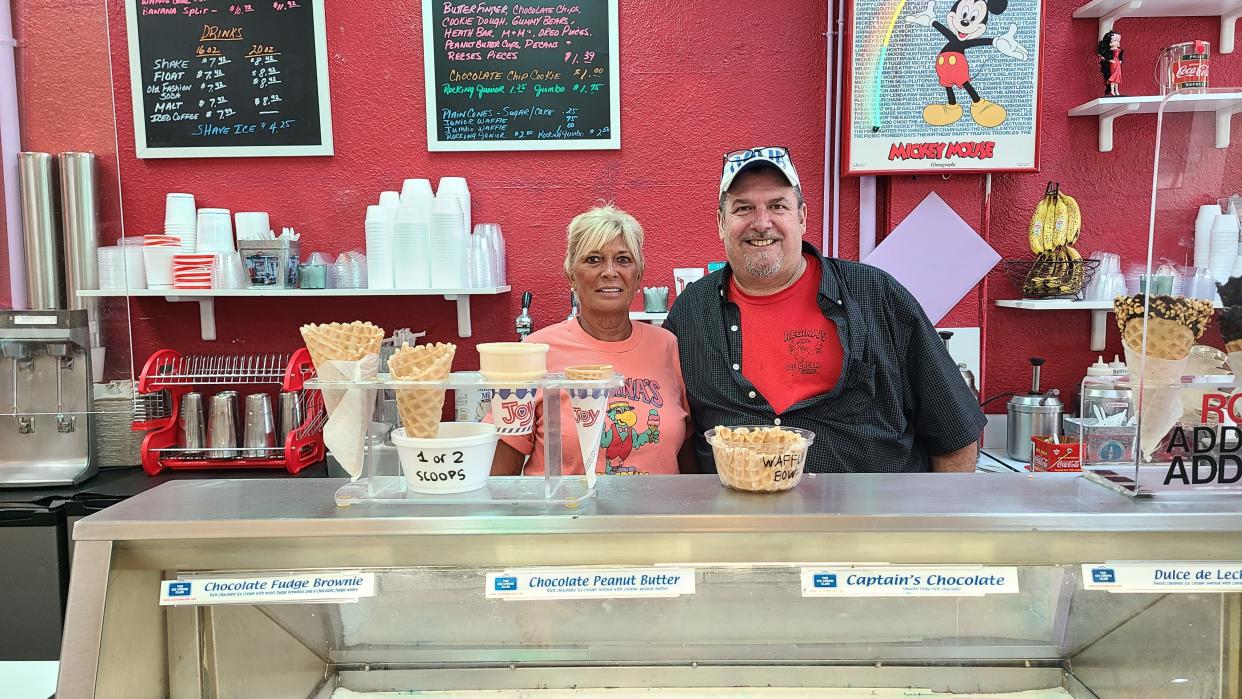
[58,475,1242,698]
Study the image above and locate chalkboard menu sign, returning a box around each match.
[124,0,334,159]
[421,0,620,151]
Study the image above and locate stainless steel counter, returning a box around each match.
[75,473,1242,541]
[60,473,1242,699]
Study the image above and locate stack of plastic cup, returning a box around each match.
[1211,213,1241,283]
[474,223,507,286]
[234,212,271,242]
[365,205,394,289]
[1195,204,1222,269]
[400,178,435,209]
[436,176,471,242]
[196,208,234,253]
[165,193,197,251]
[394,206,432,289]
[430,195,465,289]
[379,190,401,215]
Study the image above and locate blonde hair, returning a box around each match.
[563,204,645,279]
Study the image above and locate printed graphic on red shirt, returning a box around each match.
[785,329,830,376]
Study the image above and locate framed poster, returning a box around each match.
[422,0,621,151]
[843,0,1043,175]
[124,0,334,159]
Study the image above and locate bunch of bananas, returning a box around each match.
[1025,182,1084,296]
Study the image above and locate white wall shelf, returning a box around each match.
[996,298,1222,351]
[79,287,511,341]
[629,310,668,326]
[1074,0,1242,52]
[1068,92,1242,152]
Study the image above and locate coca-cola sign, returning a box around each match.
[1173,59,1210,84]
[1159,41,1211,93]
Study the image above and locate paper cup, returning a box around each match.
[568,386,609,487]
[489,385,538,435]
[673,267,705,296]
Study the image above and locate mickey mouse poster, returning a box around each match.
[844,0,1043,174]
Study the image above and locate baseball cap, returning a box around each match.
[719,146,800,195]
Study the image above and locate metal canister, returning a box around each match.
[1157,41,1210,94]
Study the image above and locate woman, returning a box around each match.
[490,205,695,476]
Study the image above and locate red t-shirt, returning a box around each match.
[729,254,843,414]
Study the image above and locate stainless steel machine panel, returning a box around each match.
[0,310,96,486]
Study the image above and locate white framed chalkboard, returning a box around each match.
[124,0,334,159]
[422,0,621,152]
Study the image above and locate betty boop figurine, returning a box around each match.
[1097,31,1123,96]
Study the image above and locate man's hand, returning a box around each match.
[931,442,978,472]
[994,24,1028,60]
[906,0,935,27]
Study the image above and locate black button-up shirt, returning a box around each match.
[664,242,986,473]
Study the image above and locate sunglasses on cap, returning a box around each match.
[723,146,791,164]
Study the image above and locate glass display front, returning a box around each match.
[151,564,1232,697]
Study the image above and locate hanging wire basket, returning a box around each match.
[1003,256,1101,300]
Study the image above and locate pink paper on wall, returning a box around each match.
[861,193,999,325]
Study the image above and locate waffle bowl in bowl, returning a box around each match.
[706,425,815,493]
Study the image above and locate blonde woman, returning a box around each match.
[490,205,695,476]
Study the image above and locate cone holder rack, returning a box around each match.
[304,371,624,507]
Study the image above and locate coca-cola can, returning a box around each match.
[1157,41,1210,94]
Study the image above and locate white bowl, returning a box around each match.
[392,422,498,494]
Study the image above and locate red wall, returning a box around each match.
[12,0,1242,411]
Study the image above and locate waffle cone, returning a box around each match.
[565,364,613,380]
[300,322,385,372]
[389,342,456,438]
[1228,340,1242,354]
[1123,318,1193,361]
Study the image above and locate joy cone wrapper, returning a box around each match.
[565,365,614,489]
[1113,296,1214,461]
[300,322,386,480]
[388,342,456,439]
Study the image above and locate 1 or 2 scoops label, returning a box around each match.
[1083,562,1242,592]
[800,566,1019,597]
[486,568,695,600]
[159,572,375,606]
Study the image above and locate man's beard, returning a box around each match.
[740,240,784,278]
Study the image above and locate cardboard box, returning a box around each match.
[1031,436,1082,472]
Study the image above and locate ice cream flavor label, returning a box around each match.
[486,567,696,600]
[800,566,1019,597]
[160,572,375,606]
[1083,563,1242,592]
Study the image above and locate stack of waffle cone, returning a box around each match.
[389,342,456,438]
[299,322,385,373]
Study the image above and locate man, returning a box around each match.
[664,146,985,473]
